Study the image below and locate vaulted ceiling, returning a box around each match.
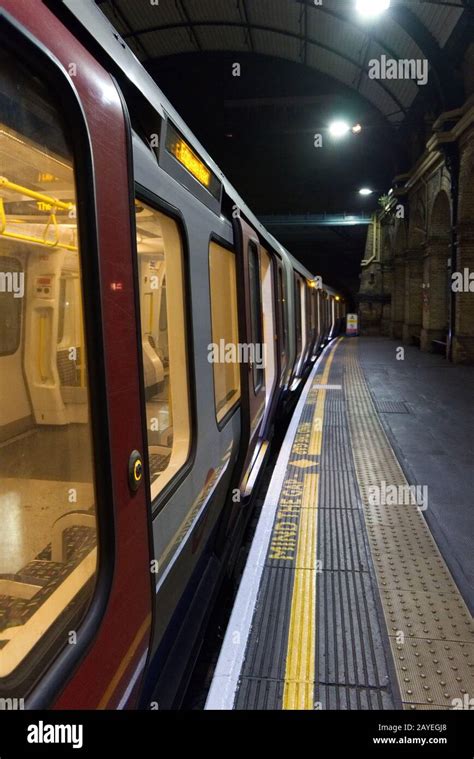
[93,0,473,297]
[96,0,469,124]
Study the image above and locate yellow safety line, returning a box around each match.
[282,339,341,709]
[282,472,319,709]
[308,344,337,455]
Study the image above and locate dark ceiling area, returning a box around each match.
[148,51,393,295]
[95,0,472,296]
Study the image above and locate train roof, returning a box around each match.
[59,0,334,292]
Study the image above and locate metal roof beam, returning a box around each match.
[389,4,464,109]
[237,0,254,52]
[296,0,403,63]
[124,20,407,120]
[297,0,464,110]
[175,0,202,51]
[299,0,308,65]
[96,0,149,59]
[259,213,372,228]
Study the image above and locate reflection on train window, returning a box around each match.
[0,50,98,680]
[135,201,191,499]
[209,242,241,423]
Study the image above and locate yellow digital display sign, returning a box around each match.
[166,124,221,200]
[170,139,211,188]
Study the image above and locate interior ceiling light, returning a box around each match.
[352,123,362,134]
[355,0,391,18]
[359,188,374,196]
[328,120,351,139]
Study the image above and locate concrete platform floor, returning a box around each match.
[357,336,474,612]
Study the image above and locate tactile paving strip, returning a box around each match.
[343,341,474,709]
[314,345,397,709]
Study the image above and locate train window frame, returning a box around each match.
[208,236,242,429]
[130,184,197,516]
[0,13,114,707]
[248,240,264,394]
[133,193,193,508]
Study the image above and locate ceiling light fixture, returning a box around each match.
[355,0,390,18]
[359,188,374,196]
[328,120,351,139]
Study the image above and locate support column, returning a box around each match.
[452,222,474,363]
[420,239,450,352]
[390,255,405,339]
[381,262,393,336]
[402,249,424,344]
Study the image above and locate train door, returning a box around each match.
[275,257,289,387]
[324,291,330,341]
[233,218,267,496]
[260,247,278,430]
[315,288,321,350]
[331,295,336,336]
[0,8,152,709]
[293,273,304,378]
[310,287,317,358]
[305,284,312,359]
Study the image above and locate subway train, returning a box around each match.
[0,0,345,709]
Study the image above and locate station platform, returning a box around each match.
[206,337,474,711]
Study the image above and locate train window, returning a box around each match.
[0,49,98,680]
[0,257,22,357]
[135,201,191,498]
[209,242,241,423]
[248,241,264,392]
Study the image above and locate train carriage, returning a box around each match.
[0,0,345,709]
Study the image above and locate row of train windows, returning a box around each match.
[0,38,337,691]
[0,43,322,686]
[0,49,243,683]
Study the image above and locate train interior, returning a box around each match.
[135,201,190,500]
[0,56,97,677]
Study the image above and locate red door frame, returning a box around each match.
[1,0,153,709]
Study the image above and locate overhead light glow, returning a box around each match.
[352,123,362,134]
[329,120,351,139]
[356,0,391,18]
[359,188,374,196]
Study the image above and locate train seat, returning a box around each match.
[142,334,165,400]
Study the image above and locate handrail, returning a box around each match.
[0,176,72,211]
[38,313,48,383]
[0,176,77,252]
